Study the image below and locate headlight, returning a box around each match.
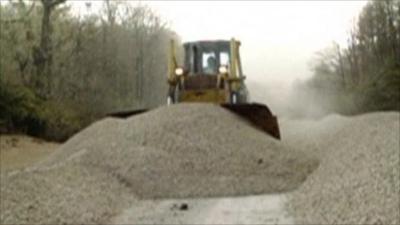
[219,65,228,74]
[175,67,184,76]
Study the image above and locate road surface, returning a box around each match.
[112,194,293,224]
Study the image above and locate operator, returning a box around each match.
[204,55,217,74]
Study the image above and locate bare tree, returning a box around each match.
[0,0,36,24]
[33,0,66,97]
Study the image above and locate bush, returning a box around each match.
[39,101,82,141]
[0,82,44,134]
[0,82,83,142]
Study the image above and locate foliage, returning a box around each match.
[0,81,43,133]
[298,0,400,115]
[0,0,180,141]
[0,80,81,141]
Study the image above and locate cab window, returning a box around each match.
[220,52,230,66]
[202,52,217,74]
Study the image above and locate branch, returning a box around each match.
[0,1,36,24]
[49,0,66,8]
[40,0,66,8]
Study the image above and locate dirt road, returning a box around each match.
[0,135,59,172]
[112,194,293,224]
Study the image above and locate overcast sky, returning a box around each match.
[69,0,367,86]
[143,0,367,110]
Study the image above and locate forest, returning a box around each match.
[0,0,399,140]
[0,0,180,140]
[292,0,399,116]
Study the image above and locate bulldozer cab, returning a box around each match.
[183,41,231,76]
[168,39,248,104]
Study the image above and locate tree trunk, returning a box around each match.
[34,0,65,98]
[40,5,52,95]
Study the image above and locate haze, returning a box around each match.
[70,0,367,114]
[72,0,366,82]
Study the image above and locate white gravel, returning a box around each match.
[0,103,317,224]
[41,103,318,198]
[0,164,137,224]
[3,104,396,224]
[282,112,400,224]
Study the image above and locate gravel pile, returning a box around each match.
[283,112,400,224]
[1,103,318,224]
[43,103,318,198]
[1,165,136,224]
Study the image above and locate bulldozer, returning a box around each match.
[110,38,280,139]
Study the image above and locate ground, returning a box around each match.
[0,134,295,224]
[0,135,60,172]
[2,110,398,224]
[112,194,293,224]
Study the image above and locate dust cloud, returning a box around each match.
[247,79,330,120]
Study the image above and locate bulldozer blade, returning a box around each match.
[106,109,148,118]
[221,103,280,140]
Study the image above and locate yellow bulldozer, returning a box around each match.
[110,38,280,139]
